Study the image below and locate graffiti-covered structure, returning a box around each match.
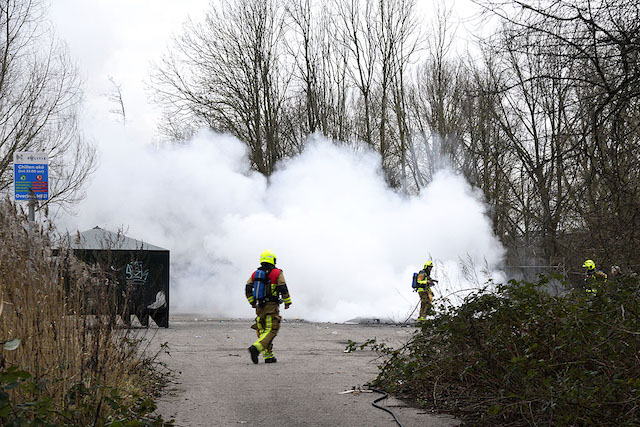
[71,226,170,327]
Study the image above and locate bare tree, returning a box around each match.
[407,3,466,184]
[285,0,350,150]
[473,0,640,268]
[330,0,422,186]
[334,0,378,148]
[150,0,290,175]
[374,0,422,187]
[106,76,126,125]
[460,54,521,253]
[387,0,423,192]
[286,0,321,136]
[0,0,96,209]
[486,27,580,263]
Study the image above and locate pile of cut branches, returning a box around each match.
[369,275,640,425]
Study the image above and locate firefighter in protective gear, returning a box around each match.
[416,261,436,321]
[583,259,607,295]
[246,250,292,364]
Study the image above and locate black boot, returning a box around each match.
[248,345,259,364]
[265,357,277,363]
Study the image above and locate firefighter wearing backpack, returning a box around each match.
[245,250,292,364]
[583,259,607,295]
[416,261,436,322]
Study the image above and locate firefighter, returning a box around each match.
[245,250,292,364]
[416,261,436,321]
[583,259,607,294]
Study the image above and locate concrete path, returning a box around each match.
[150,315,460,427]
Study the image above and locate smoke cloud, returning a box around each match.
[58,122,504,322]
[47,0,503,323]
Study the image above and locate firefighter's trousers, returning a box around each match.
[251,302,281,358]
[418,287,434,320]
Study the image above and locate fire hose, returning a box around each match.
[368,387,405,427]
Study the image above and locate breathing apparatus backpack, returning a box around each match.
[253,269,271,308]
[411,272,419,290]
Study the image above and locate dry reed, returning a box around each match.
[0,200,166,424]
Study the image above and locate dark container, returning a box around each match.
[69,226,170,327]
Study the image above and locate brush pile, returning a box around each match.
[370,275,640,425]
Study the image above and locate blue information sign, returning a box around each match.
[13,152,49,201]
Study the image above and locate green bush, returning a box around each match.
[369,276,640,425]
[0,366,167,426]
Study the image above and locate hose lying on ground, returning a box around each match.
[368,387,404,427]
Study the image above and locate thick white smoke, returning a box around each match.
[46,0,502,322]
[58,122,504,322]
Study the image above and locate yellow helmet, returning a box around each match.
[423,260,433,269]
[583,259,595,270]
[260,250,276,265]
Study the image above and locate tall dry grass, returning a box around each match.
[0,200,167,424]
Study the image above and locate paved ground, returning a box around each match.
[150,314,460,427]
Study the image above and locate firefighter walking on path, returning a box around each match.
[246,250,292,364]
[417,261,436,322]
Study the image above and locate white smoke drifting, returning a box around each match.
[58,125,504,323]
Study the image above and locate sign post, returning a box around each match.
[13,152,49,221]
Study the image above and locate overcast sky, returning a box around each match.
[50,0,210,143]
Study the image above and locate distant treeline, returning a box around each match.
[1,0,637,275]
[151,0,640,275]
